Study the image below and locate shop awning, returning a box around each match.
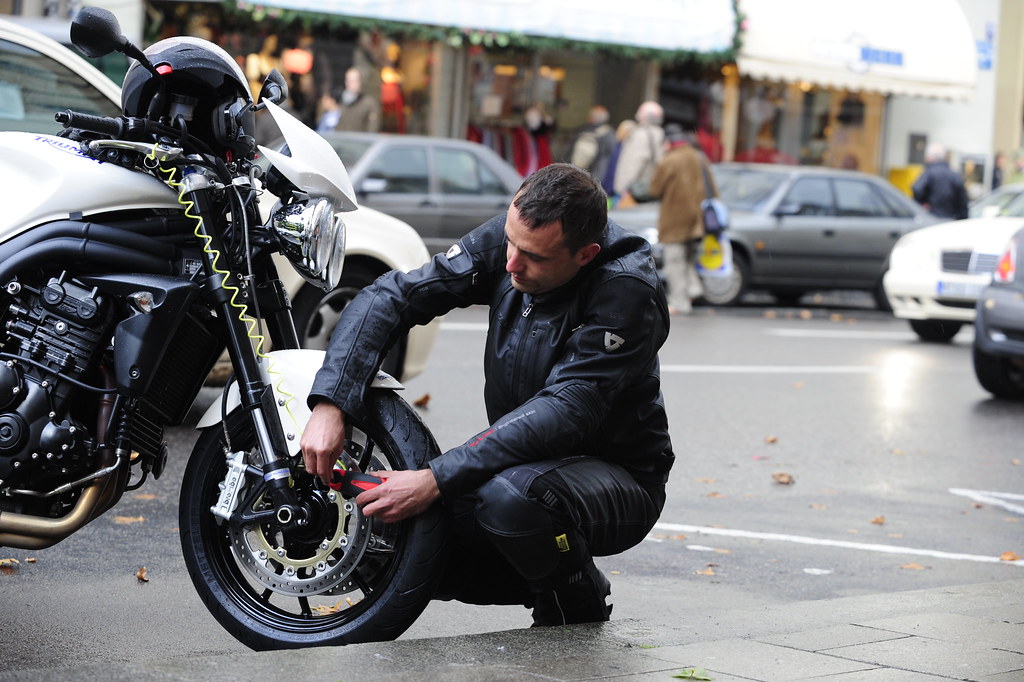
[248,0,736,54]
[737,0,977,100]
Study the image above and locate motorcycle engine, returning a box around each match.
[0,274,113,498]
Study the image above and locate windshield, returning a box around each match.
[969,185,1024,218]
[712,167,787,211]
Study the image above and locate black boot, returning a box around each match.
[531,560,612,627]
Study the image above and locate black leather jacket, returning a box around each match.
[308,215,674,501]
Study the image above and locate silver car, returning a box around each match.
[320,132,524,254]
[610,163,940,307]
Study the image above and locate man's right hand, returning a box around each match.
[300,401,347,485]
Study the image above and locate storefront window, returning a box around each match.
[734,79,884,172]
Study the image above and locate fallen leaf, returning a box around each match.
[611,570,621,575]
[313,599,344,615]
[133,493,157,501]
[791,381,805,389]
[135,566,149,582]
[972,503,985,509]
[899,562,927,571]
[772,472,794,485]
[764,435,778,444]
[887,533,904,539]
[1000,551,1021,562]
[695,566,716,576]
[870,516,886,525]
[0,558,19,566]
[847,529,861,534]
[1012,458,1021,466]
[675,534,687,540]
[25,558,36,563]
[693,477,717,484]
[114,515,145,525]
[891,449,905,456]
[1,558,20,574]
[707,491,726,498]
[809,503,828,510]
[713,548,732,554]
[413,393,431,408]
[674,667,713,680]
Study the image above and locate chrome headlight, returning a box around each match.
[271,197,346,291]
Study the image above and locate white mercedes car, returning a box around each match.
[883,183,1024,342]
[0,17,437,379]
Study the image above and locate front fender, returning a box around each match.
[196,349,403,456]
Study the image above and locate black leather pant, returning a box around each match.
[434,456,665,606]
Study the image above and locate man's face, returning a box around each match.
[504,202,599,295]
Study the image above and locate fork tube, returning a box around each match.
[181,174,300,517]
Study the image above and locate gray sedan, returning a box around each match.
[610,163,941,307]
[320,132,523,254]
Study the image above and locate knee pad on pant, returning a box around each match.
[474,474,577,582]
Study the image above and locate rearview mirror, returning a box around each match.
[774,202,801,217]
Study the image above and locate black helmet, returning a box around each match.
[121,36,255,159]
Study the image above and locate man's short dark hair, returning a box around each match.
[513,163,607,253]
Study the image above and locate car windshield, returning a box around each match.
[325,137,374,168]
[712,167,787,211]
[969,185,1024,218]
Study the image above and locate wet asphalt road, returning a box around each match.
[2,295,1022,670]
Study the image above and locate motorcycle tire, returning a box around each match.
[179,389,446,650]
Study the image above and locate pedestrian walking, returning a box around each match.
[650,124,716,314]
[912,142,968,220]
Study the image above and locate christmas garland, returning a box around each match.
[225,1,743,64]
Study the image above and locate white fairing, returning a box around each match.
[258,101,358,212]
[0,132,177,234]
[196,349,402,456]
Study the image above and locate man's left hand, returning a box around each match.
[356,468,440,523]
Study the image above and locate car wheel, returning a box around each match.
[291,263,406,379]
[699,253,748,306]
[972,345,1024,399]
[909,319,963,343]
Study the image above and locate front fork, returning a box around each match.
[181,173,305,529]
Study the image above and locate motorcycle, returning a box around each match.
[0,8,446,649]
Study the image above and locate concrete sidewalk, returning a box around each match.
[3,578,1022,681]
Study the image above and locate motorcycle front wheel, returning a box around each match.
[179,389,446,650]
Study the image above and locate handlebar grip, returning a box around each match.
[54,110,124,136]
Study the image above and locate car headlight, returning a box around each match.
[271,197,346,291]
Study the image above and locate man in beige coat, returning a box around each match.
[649,124,717,314]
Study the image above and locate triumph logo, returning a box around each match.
[604,332,625,352]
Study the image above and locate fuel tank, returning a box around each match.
[0,132,179,236]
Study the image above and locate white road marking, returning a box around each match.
[949,488,1024,516]
[766,329,920,340]
[650,522,1023,566]
[661,365,875,373]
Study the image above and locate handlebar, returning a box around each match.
[55,110,125,137]
[55,109,179,143]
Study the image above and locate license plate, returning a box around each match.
[936,280,983,299]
